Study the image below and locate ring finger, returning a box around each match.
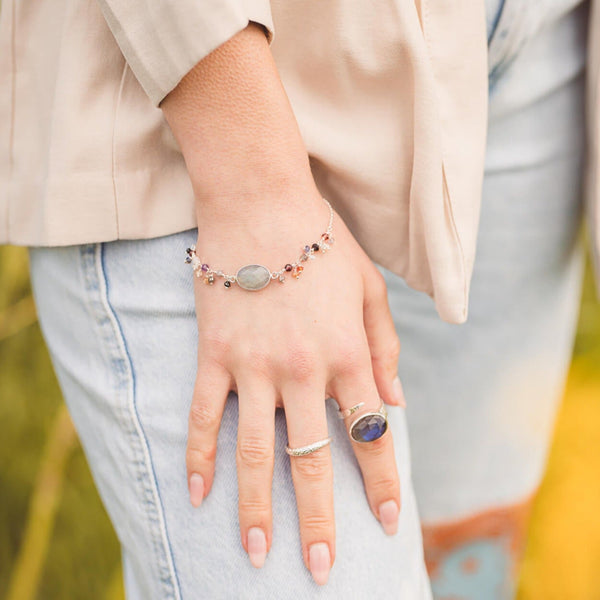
[332,372,401,536]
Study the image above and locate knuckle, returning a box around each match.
[293,451,330,479]
[372,335,401,368]
[300,513,334,537]
[237,436,274,468]
[332,337,371,375]
[186,443,217,468]
[284,344,319,382]
[189,401,219,430]
[199,332,232,365]
[367,268,388,302]
[369,475,400,498]
[236,344,273,378]
[238,497,271,517]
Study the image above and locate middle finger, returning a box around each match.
[235,373,277,569]
[282,377,335,587]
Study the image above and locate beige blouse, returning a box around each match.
[0,0,597,325]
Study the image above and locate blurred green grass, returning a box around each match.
[1,244,599,599]
[0,247,122,600]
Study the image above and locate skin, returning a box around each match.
[161,22,406,586]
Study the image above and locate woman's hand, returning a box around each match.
[186,191,405,585]
[161,22,406,585]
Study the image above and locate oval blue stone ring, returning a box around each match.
[348,403,389,444]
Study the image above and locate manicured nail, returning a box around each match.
[247,527,267,568]
[189,473,204,508]
[392,376,407,408]
[309,542,331,586]
[379,499,399,535]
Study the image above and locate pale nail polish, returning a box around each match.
[392,376,407,408]
[379,499,399,536]
[189,473,204,508]
[309,542,331,586]
[247,527,267,568]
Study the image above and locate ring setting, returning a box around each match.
[347,403,388,443]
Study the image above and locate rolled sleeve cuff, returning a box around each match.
[96,0,275,106]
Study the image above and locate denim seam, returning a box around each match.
[488,0,531,89]
[87,243,182,600]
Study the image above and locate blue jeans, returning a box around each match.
[28,0,588,597]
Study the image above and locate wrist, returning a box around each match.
[192,188,334,273]
[187,197,336,290]
[161,22,312,202]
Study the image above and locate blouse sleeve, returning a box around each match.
[95,0,274,106]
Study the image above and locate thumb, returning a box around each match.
[362,267,406,408]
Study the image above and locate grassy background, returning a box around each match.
[1,244,599,599]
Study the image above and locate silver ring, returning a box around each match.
[286,436,333,457]
[348,403,388,444]
[337,402,365,419]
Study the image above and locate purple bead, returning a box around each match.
[304,245,311,253]
[201,264,209,272]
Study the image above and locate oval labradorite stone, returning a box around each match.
[350,413,388,443]
[236,264,271,291]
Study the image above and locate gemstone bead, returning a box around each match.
[350,413,388,443]
[312,243,320,251]
[185,256,192,264]
[236,264,271,291]
[304,245,311,253]
[224,281,231,288]
[284,264,293,272]
[201,263,209,272]
[292,265,304,278]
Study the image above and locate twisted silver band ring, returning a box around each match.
[285,436,333,457]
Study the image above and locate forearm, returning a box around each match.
[160,22,316,206]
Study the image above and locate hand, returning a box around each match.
[185,188,405,585]
[160,22,406,586]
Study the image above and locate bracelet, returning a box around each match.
[185,196,335,291]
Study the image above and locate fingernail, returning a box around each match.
[189,473,204,508]
[392,376,407,408]
[247,527,267,568]
[309,542,331,586]
[379,499,399,535]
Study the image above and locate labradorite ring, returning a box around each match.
[348,403,388,444]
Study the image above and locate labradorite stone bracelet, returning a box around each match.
[185,197,335,290]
